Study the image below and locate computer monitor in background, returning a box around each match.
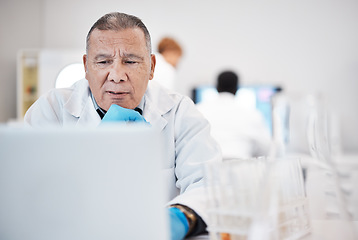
[192,85,282,135]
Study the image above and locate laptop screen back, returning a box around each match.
[0,125,168,240]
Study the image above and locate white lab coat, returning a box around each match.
[197,92,271,160]
[24,79,222,223]
[150,53,176,91]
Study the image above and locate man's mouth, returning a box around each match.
[106,91,130,100]
[107,91,128,95]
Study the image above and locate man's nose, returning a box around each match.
[108,62,128,83]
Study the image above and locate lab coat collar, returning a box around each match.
[63,79,101,126]
[62,79,174,129]
[143,81,175,131]
[218,92,236,100]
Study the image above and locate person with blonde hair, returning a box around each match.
[158,37,183,68]
[151,37,183,90]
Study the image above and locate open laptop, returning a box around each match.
[0,124,168,240]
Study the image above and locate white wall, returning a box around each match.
[0,0,42,122]
[1,0,357,151]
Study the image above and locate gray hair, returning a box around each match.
[86,12,152,54]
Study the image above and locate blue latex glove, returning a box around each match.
[168,207,189,240]
[101,104,148,123]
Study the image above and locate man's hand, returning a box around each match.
[168,207,189,240]
[101,104,148,123]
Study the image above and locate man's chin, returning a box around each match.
[107,101,135,110]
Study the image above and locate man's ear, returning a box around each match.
[83,54,88,74]
[149,54,156,80]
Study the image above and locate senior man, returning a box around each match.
[24,12,221,240]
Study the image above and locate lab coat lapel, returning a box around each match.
[63,79,101,126]
[76,97,101,126]
[144,99,168,132]
[143,81,175,132]
[62,79,174,128]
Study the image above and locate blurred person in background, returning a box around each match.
[197,70,271,160]
[150,37,183,90]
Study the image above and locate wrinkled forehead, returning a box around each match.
[87,28,151,54]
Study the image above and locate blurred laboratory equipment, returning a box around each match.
[270,92,357,239]
[203,91,357,240]
[204,157,309,240]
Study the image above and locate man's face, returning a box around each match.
[83,28,156,111]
